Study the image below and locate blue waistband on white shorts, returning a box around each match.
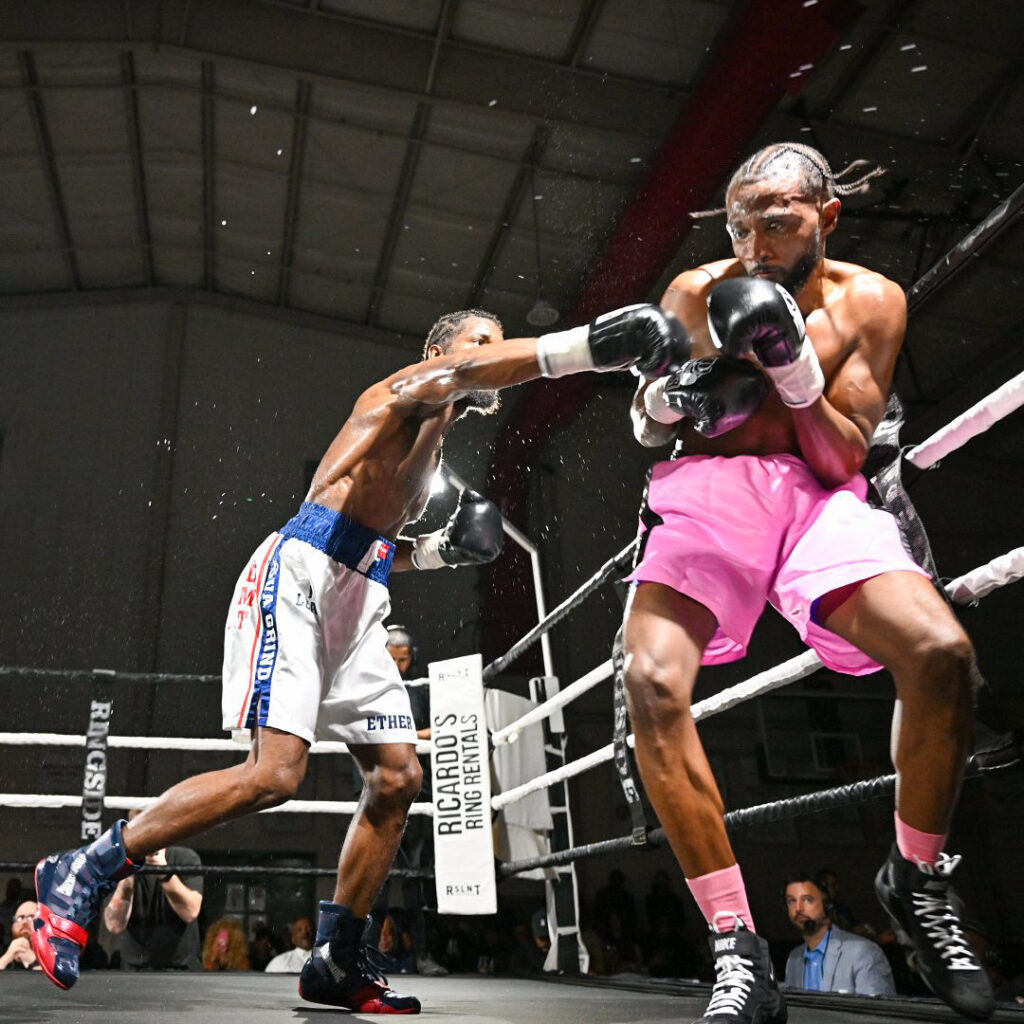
[279,502,396,585]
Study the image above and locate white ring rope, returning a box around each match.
[491,660,614,747]
[489,545,1021,812]
[905,369,1024,470]
[2,549,1018,816]
[0,734,430,755]
[946,546,1024,604]
[0,794,433,815]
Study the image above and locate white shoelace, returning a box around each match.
[911,853,978,972]
[705,954,756,1015]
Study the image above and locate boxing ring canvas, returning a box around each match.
[3,972,1024,1023]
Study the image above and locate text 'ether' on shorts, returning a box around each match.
[626,453,930,676]
[221,502,417,746]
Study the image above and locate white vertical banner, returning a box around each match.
[429,654,496,915]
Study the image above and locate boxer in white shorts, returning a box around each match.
[30,304,687,1011]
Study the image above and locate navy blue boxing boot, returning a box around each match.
[299,901,421,1014]
[32,819,140,989]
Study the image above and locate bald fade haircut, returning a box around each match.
[693,142,886,219]
[422,308,503,359]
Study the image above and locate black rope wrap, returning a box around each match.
[0,666,218,684]
[867,392,944,585]
[482,538,639,681]
[496,753,1011,878]
[0,861,432,879]
[906,180,1024,316]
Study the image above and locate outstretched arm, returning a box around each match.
[388,338,543,408]
[388,305,688,410]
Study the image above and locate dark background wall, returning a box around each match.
[1,275,1022,946]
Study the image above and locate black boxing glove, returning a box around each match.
[707,277,824,407]
[643,356,770,437]
[411,488,504,570]
[536,304,691,380]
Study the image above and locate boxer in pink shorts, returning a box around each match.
[629,452,928,675]
[622,142,993,1023]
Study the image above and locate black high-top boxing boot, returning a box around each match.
[875,844,993,1021]
[299,901,420,1014]
[694,913,787,1024]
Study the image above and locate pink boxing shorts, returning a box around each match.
[625,453,929,675]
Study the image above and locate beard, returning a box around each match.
[460,390,501,416]
[799,917,825,937]
[754,227,822,297]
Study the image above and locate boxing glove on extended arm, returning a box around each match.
[411,488,504,570]
[707,278,824,408]
[536,304,690,380]
[643,356,770,437]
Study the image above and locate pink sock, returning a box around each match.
[686,864,754,932]
[895,813,947,867]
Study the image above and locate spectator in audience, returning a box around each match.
[817,867,868,934]
[249,924,280,971]
[783,872,894,996]
[378,908,417,974]
[645,870,686,932]
[599,909,644,975]
[510,910,550,974]
[594,869,638,945]
[103,812,203,971]
[0,879,27,937]
[0,900,40,971]
[202,918,251,971]
[265,916,314,973]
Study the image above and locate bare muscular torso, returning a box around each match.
[657,256,903,459]
[304,392,459,541]
[300,328,540,541]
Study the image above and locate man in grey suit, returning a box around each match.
[783,873,895,996]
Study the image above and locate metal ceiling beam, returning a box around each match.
[0,0,680,138]
[566,0,606,69]
[0,73,644,187]
[465,126,549,309]
[365,0,456,327]
[277,78,311,307]
[120,50,154,286]
[200,59,215,291]
[18,50,80,291]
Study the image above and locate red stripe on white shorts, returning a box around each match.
[235,534,284,728]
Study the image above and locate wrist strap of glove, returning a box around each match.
[536,326,593,378]
[411,531,450,570]
[764,339,824,408]
[643,377,685,424]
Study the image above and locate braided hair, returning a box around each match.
[692,142,886,219]
[422,308,502,359]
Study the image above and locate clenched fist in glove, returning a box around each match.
[643,356,770,437]
[707,277,824,408]
[536,304,690,381]
[411,488,504,570]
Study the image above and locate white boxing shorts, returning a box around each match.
[221,502,417,746]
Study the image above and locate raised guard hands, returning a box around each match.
[644,356,770,438]
[707,278,824,408]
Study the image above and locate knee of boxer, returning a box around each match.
[365,755,423,811]
[896,630,977,706]
[622,651,695,727]
[246,759,306,807]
